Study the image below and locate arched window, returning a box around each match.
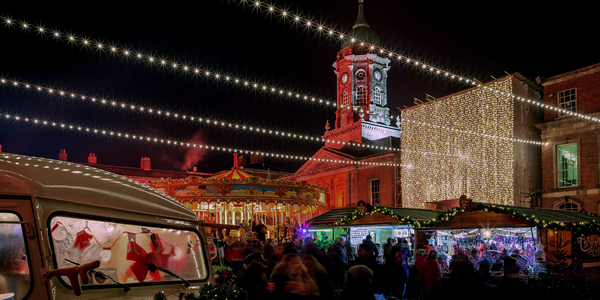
[554,198,581,212]
[356,85,368,106]
[342,89,349,107]
[372,85,382,105]
[557,202,580,211]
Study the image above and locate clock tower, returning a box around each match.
[324,0,400,149]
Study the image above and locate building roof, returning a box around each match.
[78,162,212,180]
[542,62,600,86]
[490,204,598,223]
[0,153,196,222]
[341,2,381,49]
[336,136,400,158]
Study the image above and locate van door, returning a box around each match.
[0,196,47,299]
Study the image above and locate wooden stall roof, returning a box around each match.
[417,203,599,230]
[307,206,440,227]
[421,210,532,230]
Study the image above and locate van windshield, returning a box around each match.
[49,216,207,288]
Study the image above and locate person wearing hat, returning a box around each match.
[364,235,379,260]
[245,252,268,266]
[237,252,269,278]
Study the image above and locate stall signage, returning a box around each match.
[394,228,414,238]
[577,234,600,257]
[350,227,369,245]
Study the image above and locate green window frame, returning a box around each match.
[557,143,578,187]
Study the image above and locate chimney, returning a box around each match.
[0,144,2,152]
[58,149,68,161]
[193,166,197,172]
[233,153,239,169]
[87,153,97,164]
[237,155,247,168]
[140,157,151,170]
[250,151,264,164]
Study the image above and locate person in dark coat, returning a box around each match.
[238,262,272,300]
[302,254,334,300]
[329,236,348,289]
[343,265,375,300]
[363,235,379,260]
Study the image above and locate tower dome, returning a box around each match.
[341,0,381,50]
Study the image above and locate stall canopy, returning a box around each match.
[411,203,599,231]
[307,206,440,227]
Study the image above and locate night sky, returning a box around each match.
[0,0,596,174]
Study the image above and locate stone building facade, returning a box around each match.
[536,63,600,214]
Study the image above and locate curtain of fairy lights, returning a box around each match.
[401,79,514,208]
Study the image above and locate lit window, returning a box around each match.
[371,178,380,206]
[557,202,580,211]
[373,85,382,105]
[342,89,349,106]
[355,69,366,80]
[356,85,368,106]
[558,88,576,116]
[557,143,578,187]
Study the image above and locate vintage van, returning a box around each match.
[0,153,213,299]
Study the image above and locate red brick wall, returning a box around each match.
[540,70,600,214]
[544,71,600,122]
[357,165,396,207]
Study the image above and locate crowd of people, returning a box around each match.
[220,232,526,300]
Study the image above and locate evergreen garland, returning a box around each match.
[331,204,600,234]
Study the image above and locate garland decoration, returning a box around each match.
[331,203,600,233]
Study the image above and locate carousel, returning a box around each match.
[148,157,328,239]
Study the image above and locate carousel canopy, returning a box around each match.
[209,168,253,180]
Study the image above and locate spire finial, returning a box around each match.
[353,0,369,29]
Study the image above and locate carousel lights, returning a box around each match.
[1,112,405,168]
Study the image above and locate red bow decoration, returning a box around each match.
[125,233,172,282]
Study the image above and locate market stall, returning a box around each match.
[412,203,600,276]
[307,203,439,257]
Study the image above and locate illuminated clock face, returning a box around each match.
[341,73,349,84]
[374,70,382,81]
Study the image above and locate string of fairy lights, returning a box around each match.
[233,0,477,86]
[402,117,546,146]
[0,78,402,152]
[0,77,550,148]
[229,1,600,125]
[1,15,596,124]
[0,111,406,168]
[401,79,515,208]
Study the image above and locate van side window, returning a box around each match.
[0,212,32,299]
[49,216,208,289]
